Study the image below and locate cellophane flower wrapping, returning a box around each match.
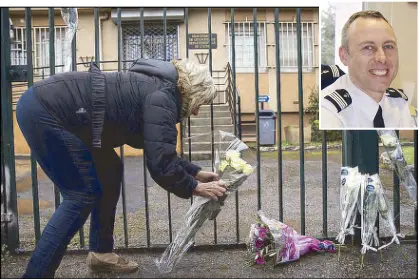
[60,8,78,72]
[377,130,417,206]
[247,210,336,266]
[360,174,380,254]
[371,174,404,250]
[336,166,362,244]
[155,131,256,273]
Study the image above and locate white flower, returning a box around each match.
[379,133,397,147]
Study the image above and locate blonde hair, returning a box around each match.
[172,59,217,119]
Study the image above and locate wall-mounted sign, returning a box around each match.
[188,33,217,49]
[258,95,270,103]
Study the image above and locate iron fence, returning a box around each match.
[1,7,418,256]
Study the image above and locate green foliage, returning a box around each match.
[305,86,342,142]
[321,5,336,65]
[1,244,10,262]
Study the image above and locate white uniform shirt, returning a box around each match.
[320,75,415,129]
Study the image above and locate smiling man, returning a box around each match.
[320,10,415,129]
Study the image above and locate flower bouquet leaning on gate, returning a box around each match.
[155,130,257,273]
[335,166,362,259]
[359,173,406,267]
[247,210,336,266]
[377,130,417,207]
[336,166,362,245]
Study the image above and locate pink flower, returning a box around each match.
[255,239,264,249]
[258,227,269,238]
[255,252,265,265]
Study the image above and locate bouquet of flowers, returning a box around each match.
[60,8,78,72]
[360,174,380,257]
[247,210,336,266]
[336,166,362,246]
[371,174,404,251]
[377,130,417,206]
[155,131,256,273]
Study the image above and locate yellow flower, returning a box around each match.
[242,164,254,175]
[219,160,229,172]
[230,157,247,171]
[226,150,240,161]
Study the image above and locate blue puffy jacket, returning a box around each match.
[32,58,201,199]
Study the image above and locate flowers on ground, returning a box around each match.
[247,210,336,266]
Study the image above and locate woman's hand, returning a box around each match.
[192,181,226,201]
[195,170,219,183]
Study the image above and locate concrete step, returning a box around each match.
[198,104,230,112]
[183,141,233,152]
[183,125,234,135]
[181,150,227,161]
[241,135,257,143]
[188,117,232,126]
[191,110,231,118]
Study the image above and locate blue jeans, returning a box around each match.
[16,88,123,278]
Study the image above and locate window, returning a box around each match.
[122,23,178,70]
[278,22,315,72]
[11,26,67,76]
[226,22,267,73]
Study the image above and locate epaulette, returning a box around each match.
[321,64,346,90]
[324,89,352,113]
[386,88,408,101]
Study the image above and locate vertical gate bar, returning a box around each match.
[286,23,289,67]
[236,22,242,141]
[274,8,284,222]
[185,8,191,160]
[184,8,193,206]
[253,8,261,210]
[49,8,61,209]
[322,131,328,238]
[94,8,99,66]
[162,7,173,243]
[414,130,418,235]
[393,130,401,232]
[231,8,240,244]
[1,7,20,252]
[117,8,129,248]
[376,133,381,237]
[296,8,306,235]
[26,8,41,243]
[238,94,242,140]
[70,24,85,248]
[231,10,237,137]
[163,8,167,62]
[179,8,185,161]
[139,7,150,248]
[208,9,214,172]
[207,8,217,244]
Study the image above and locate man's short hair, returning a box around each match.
[341,10,391,50]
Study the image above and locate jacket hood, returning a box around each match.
[128,58,178,84]
[128,58,183,123]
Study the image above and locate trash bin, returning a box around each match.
[258,109,276,145]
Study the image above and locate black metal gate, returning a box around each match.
[1,7,417,255]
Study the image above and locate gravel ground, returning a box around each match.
[1,244,417,278]
[2,149,417,278]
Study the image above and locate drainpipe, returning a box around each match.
[98,11,110,66]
